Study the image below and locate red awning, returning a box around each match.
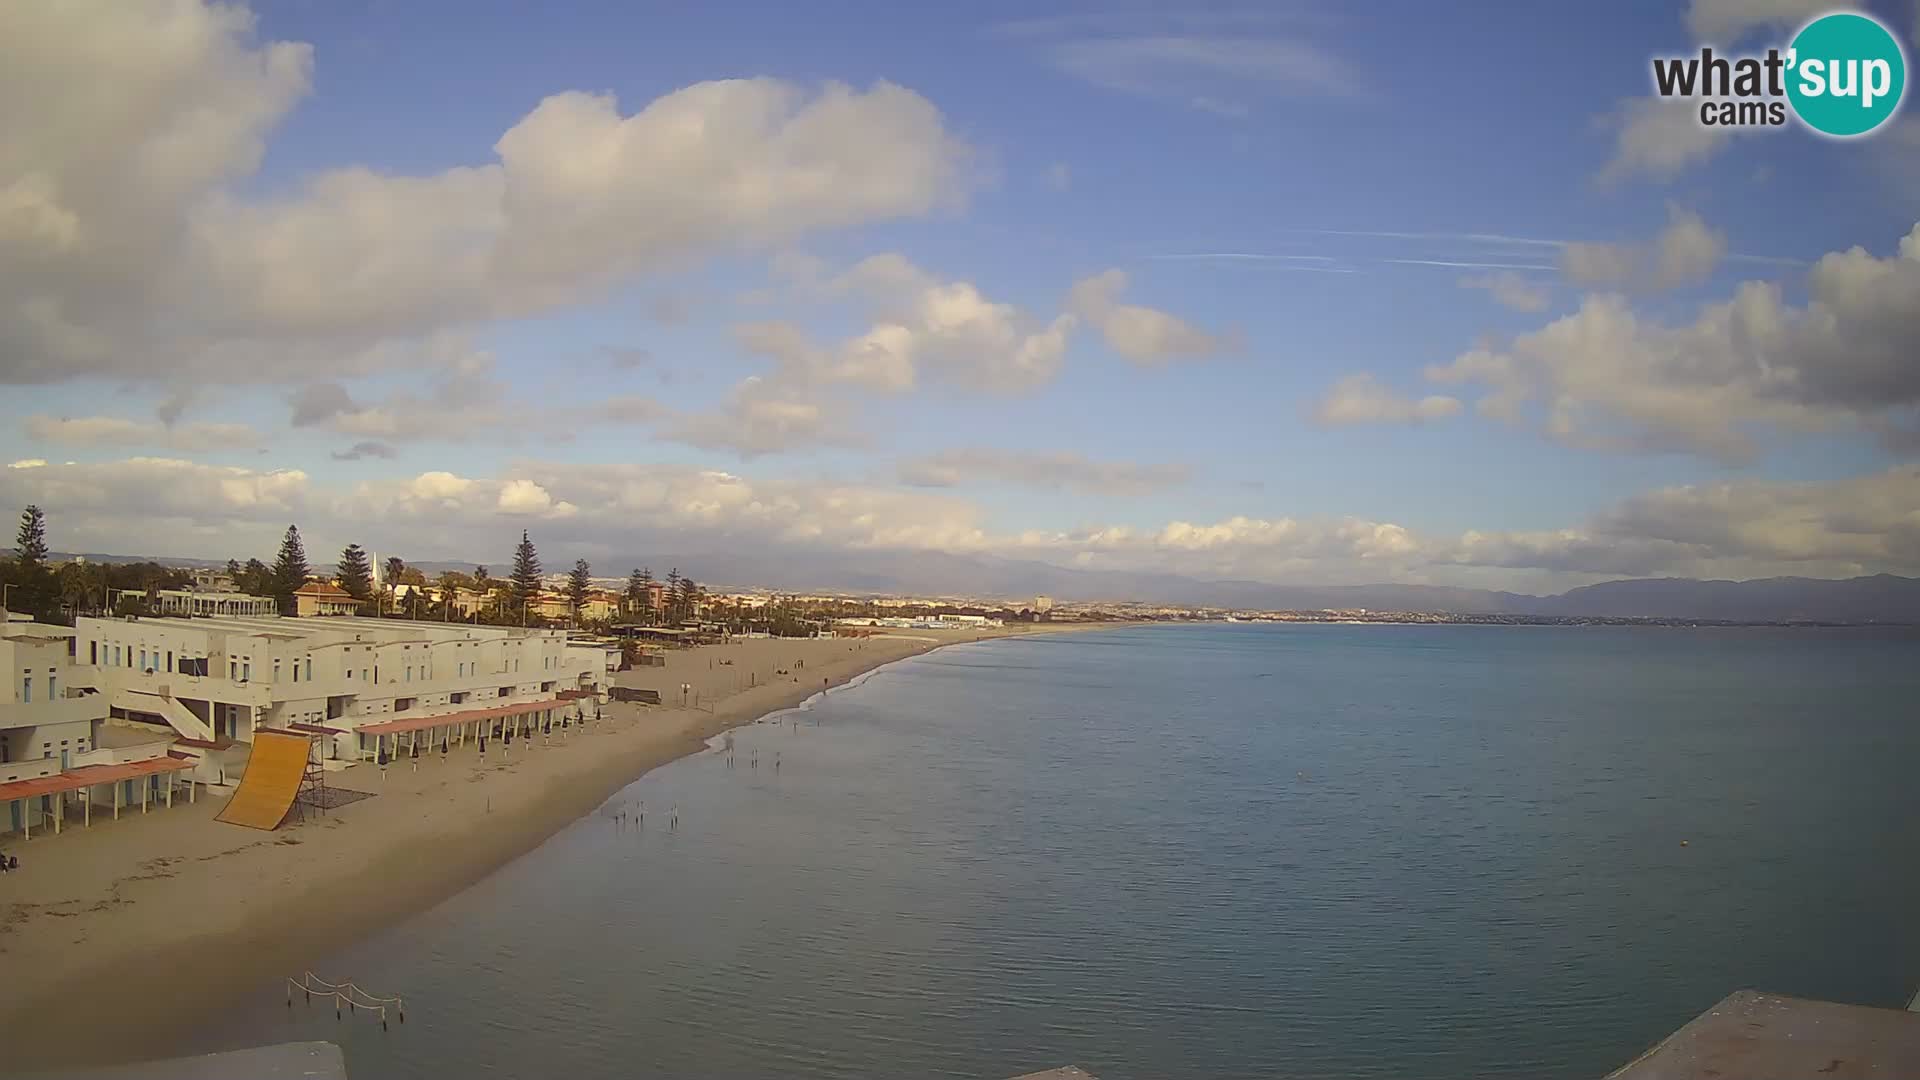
[0,752,196,802]
[353,698,567,738]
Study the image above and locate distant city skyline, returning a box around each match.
[3,1,1918,594]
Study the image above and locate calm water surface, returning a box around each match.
[198,624,1920,1078]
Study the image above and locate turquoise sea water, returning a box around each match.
[201,624,1920,1078]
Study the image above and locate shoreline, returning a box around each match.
[0,626,1082,1070]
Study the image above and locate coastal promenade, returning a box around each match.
[0,626,1060,1071]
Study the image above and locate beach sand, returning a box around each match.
[0,627,1060,1069]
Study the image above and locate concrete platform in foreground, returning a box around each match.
[1606,990,1920,1079]
[21,1041,346,1080]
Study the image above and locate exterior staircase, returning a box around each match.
[110,686,217,743]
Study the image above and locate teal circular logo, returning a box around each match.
[1786,12,1907,137]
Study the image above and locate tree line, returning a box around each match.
[1,505,714,630]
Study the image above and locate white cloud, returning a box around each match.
[496,478,576,518]
[0,1,972,386]
[5,455,1918,587]
[1561,207,1726,289]
[898,449,1192,495]
[1314,374,1463,426]
[740,255,1077,393]
[1598,98,1739,185]
[1444,465,1920,578]
[1426,223,1920,462]
[1066,268,1228,365]
[0,0,311,383]
[665,377,849,459]
[1459,272,1551,312]
[24,415,263,452]
[290,359,515,442]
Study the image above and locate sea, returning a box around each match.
[195,623,1920,1078]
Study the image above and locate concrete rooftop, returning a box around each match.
[1606,990,1920,1079]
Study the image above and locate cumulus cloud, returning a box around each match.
[294,360,515,442]
[1561,207,1726,289]
[665,377,848,458]
[495,478,576,518]
[1067,268,1229,365]
[1314,374,1463,426]
[0,1,972,386]
[1425,223,1920,462]
[1442,465,1920,579]
[740,255,1077,393]
[4,455,1917,587]
[24,415,263,452]
[1459,271,1551,312]
[898,449,1192,495]
[1598,98,1740,185]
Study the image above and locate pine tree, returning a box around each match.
[625,568,646,620]
[15,505,49,564]
[676,576,699,625]
[3,505,57,620]
[664,567,681,622]
[271,525,310,615]
[338,543,374,606]
[225,558,242,580]
[567,558,592,616]
[509,531,542,623]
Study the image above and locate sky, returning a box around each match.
[2,0,1918,595]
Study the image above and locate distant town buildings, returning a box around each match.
[1033,595,1054,614]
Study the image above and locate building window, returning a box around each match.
[346,668,354,680]
[89,641,97,664]
[242,662,251,682]
[113,645,122,666]
[230,659,238,680]
[20,677,30,704]
[274,659,282,683]
[305,658,312,681]
[167,650,173,672]
[405,666,412,682]
[48,675,57,699]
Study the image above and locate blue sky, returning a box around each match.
[2,1,1917,593]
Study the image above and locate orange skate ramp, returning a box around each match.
[215,730,310,830]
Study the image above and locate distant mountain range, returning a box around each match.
[13,546,1919,623]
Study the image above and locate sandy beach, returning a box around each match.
[0,626,1065,1070]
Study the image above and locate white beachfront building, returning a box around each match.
[71,614,607,761]
[4,617,202,837]
[2,620,106,781]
